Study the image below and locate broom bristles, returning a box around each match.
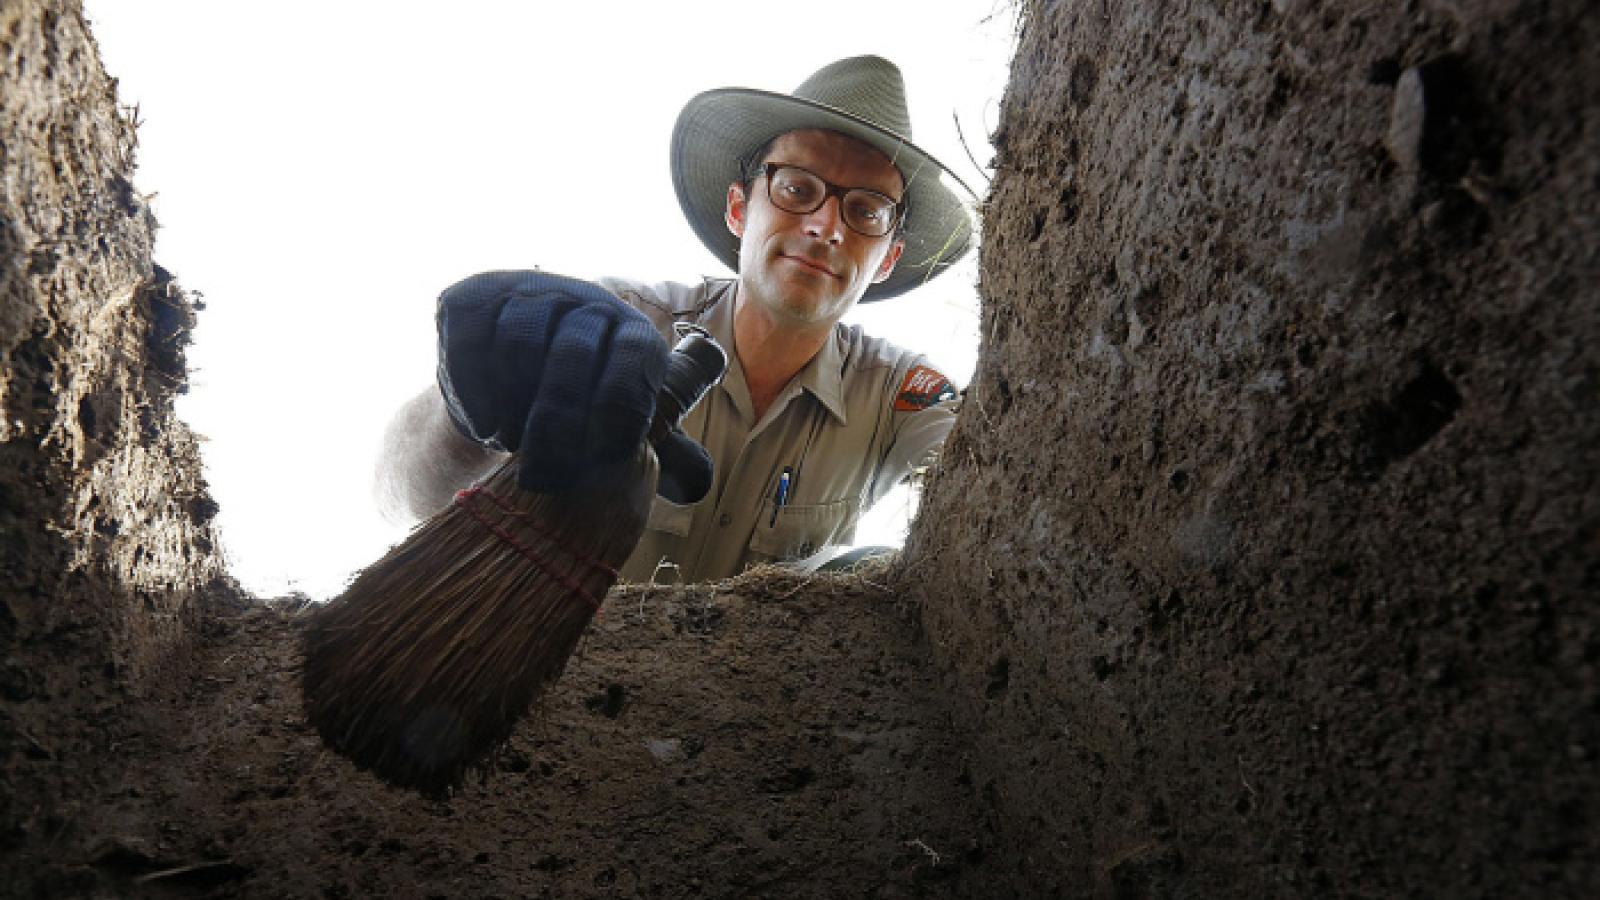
[302,452,655,793]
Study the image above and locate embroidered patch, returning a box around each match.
[893,365,958,412]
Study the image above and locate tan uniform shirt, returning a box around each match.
[596,276,959,583]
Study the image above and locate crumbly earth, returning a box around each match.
[903,0,1598,895]
[16,567,1021,899]
[4,0,1598,898]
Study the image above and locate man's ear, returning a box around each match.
[871,239,906,283]
[725,183,747,238]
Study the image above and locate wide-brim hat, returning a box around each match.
[670,55,976,302]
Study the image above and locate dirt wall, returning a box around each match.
[902,0,1597,895]
[1,0,227,860]
[4,0,1597,896]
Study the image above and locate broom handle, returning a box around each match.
[647,326,727,445]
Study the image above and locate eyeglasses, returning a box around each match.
[759,163,905,238]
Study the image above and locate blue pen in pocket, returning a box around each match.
[769,466,792,528]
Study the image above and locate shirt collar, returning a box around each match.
[792,325,849,424]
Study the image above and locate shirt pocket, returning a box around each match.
[746,498,854,562]
[646,495,695,537]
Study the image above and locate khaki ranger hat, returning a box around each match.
[670,55,977,302]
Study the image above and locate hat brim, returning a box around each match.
[671,87,976,303]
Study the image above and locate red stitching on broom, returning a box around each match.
[452,488,608,610]
[456,487,619,581]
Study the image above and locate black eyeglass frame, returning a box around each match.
[758,162,907,238]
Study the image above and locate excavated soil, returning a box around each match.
[16,567,1014,899]
[904,0,1598,896]
[5,0,1599,897]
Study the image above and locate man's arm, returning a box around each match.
[864,360,961,510]
[373,386,504,526]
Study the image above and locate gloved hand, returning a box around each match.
[435,271,712,500]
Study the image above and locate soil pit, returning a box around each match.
[13,565,1027,899]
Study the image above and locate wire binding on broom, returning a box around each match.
[452,486,616,609]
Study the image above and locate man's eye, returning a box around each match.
[849,200,887,223]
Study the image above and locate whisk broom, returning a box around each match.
[301,328,725,792]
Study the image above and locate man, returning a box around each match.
[376,55,975,582]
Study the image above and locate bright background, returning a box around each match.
[83,1,1017,598]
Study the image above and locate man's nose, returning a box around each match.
[802,196,846,243]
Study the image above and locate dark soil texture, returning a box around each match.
[4,0,1599,897]
[904,0,1599,896]
[14,570,1006,899]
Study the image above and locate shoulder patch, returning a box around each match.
[893,365,957,412]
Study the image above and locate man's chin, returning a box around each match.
[746,272,860,327]
[771,292,846,327]
[764,279,830,314]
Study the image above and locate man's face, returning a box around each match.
[725,129,906,329]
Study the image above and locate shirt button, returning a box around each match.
[718,513,732,527]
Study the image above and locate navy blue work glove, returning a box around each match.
[436,271,712,500]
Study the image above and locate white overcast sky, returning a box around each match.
[83,1,1017,598]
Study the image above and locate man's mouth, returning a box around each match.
[779,253,839,278]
